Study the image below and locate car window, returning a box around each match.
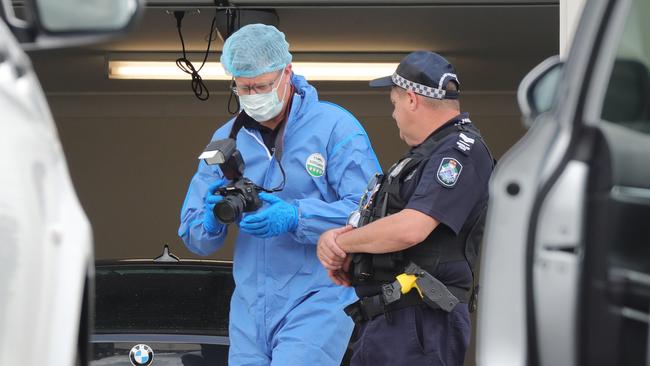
[531,63,563,115]
[94,265,234,336]
[600,0,650,134]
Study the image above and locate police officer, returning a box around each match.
[317,51,494,366]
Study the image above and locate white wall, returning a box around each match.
[560,0,588,58]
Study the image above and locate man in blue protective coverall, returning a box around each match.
[317,51,494,365]
[178,24,381,365]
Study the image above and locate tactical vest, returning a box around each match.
[350,121,493,308]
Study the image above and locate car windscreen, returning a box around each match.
[94,264,234,336]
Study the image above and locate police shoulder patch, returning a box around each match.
[436,157,463,187]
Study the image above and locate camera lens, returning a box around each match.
[214,195,246,224]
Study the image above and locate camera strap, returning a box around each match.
[228,112,247,140]
[271,83,295,162]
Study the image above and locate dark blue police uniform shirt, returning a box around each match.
[402,112,493,289]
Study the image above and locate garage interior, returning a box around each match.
[29,0,558,262]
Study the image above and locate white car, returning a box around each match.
[0,0,140,365]
[478,0,650,365]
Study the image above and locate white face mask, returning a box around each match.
[239,70,288,122]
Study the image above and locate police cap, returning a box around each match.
[370,51,460,100]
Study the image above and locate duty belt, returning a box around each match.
[344,263,468,323]
[344,291,423,324]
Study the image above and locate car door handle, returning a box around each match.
[542,243,580,254]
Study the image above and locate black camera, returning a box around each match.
[213,178,262,224]
[199,138,262,224]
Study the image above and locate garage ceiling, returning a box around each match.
[29,1,559,94]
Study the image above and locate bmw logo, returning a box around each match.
[129,344,154,366]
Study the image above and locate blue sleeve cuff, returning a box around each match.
[203,215,223,234]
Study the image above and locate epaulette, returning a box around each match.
[455,132,476,155]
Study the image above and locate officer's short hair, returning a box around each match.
[432,81,460,110]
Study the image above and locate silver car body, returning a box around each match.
[0,1,140,365]
[478,0,650,364]
[0,18,92,365]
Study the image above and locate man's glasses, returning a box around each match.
[232,70,284,96]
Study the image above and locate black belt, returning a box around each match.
[344,286,467,324]
[344,291,423,324]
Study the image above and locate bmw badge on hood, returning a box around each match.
[129,344,154,366]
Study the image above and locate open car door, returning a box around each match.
[478,0,650,365]
[575,0,650,365]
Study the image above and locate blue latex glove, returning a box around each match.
[239,192,298,238]
[203,178,227,233]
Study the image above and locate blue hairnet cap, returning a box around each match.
[220,24,292,78]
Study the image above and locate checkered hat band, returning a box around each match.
[392,73,446,99]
